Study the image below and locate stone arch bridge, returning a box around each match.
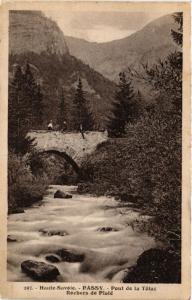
[28,130,108,174]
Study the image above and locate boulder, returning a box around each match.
[45,255,61,263]
[64,194,73,199]
[7,235,17,242]
[56,249,85,263]
[123,248,181,283]
[21,260,60,281]
[54,190,72,199]
[11,208,25,214]
[39,229,68,236]
[120,193,143,204]
[97,227,119,232]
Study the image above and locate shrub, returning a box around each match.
[8,151,47,213]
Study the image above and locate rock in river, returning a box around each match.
[10,207,25,214]
[39,229,68,236]
[45,255,61,263]
[21,260,60,281]
[97,227,119,232]
[56,249,85,262]
[7,235,17,242]
[54,190,72,199]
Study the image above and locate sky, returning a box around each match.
[44,10,166,43]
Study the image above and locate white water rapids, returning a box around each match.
[7,185,156,282]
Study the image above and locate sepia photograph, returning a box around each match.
[0,1,190,298]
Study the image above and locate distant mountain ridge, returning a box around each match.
[65,14,177,82]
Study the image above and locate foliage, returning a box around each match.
[84,109,95,131]
[126,109,181,244]
[107,72,139,137]
[171,12,183,47]
[73,78,94,131]
[8,66,33,154]
[139,51,182,113]
[33,84,44,127]
[8,64,44,154]
[57,87,67,129]
[8,151,47,213]
[24,63,37,126]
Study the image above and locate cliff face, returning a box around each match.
[9,11,69,56]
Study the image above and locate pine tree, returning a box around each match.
[83,107,94,131]
[21,63,44,129]
[73,78,84,131]
[171,12,183,112]
[73,78,94,131]
[8,65,34,154]
[33,84,44,128]
[171,12,183,47]
[107,72,137,137]
[58,87,66,129]
[23,63,37,127]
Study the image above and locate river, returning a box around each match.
[7,185,156,282]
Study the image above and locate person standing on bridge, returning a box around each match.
[80,123,85,139]
[48,120,53,131]
[61,120,67,132]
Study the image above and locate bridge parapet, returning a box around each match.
[28,130,108,165]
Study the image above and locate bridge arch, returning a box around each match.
[40,149,81,176]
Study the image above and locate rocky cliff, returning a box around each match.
[9,11,69,56]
